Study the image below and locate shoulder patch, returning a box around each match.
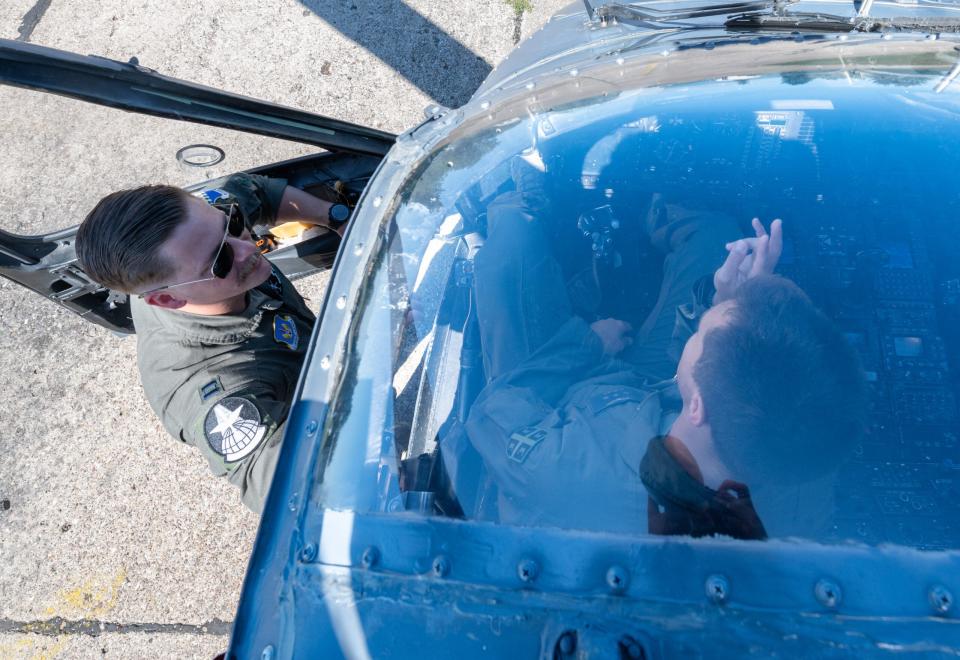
[273,313,299,350]
[198,377,223,403]
[507,426,547,464]
[196,188,231,205]
[203,397,267,463]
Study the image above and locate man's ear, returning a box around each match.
[687,389,707,427]
[143,291,187,310]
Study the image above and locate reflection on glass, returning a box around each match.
[324,71,960,551]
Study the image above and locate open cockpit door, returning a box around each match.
[0,38,394,333]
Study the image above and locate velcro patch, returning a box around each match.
[203,397,267,463]
[507,426,547,464]
[198,377,223,403]
[589,388,646,415]
[273,313,299,350]
[263,267,284,299]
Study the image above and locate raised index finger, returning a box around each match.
[768,218,784,267]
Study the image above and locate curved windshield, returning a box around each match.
[320,53,960,551]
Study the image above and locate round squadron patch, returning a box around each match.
[204,397,267,463]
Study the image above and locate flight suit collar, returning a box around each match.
[151,287,283,346]
[651,376,682,411]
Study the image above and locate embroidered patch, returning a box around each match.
[198,378,223,403]
[273,313,299,350]
[506,426,547,464]
[203,397,267,463]
[197,188,230,205]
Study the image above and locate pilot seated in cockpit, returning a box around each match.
[451,172,867,540]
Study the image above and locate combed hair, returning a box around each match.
[694,275,867,485]
[75,186,187,293]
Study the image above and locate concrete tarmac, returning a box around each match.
[0,1,569,657]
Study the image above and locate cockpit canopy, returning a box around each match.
[316,37,960,551]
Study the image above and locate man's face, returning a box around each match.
[675,300,736,406]
[151,196,272,305]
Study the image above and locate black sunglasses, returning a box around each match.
[139,205,246,297]
[210,204,246,278]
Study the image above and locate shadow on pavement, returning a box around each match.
[300,0,493,108]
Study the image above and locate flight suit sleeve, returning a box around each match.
[184,383,292,514]
[464,317,606,519]
[216,172,289,229]
[489,316,608,407]
[227,412,288,513]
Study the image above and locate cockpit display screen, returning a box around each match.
[894,336,924,357]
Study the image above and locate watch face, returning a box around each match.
[329,203,350,223]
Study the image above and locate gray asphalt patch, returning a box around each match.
[0,616,231,637]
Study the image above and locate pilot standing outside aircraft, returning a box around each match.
[75,173,348,512]
[457,179,866,537]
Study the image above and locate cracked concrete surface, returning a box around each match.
[0,0,570,657]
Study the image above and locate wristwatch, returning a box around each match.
[328,203,350,226]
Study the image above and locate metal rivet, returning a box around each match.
[305,421,318,435]
[815,579,842,609]
[929,585,954,615]
[606,565,629,594]
[705,574,729,604]
[431,555,450,577]
[361,546,380,569]
[336,295,347,310]
[353,242,364,256]
[517,558,539,583]
[301,544,317,562]
[320,355,331,370]
[373,196,382,208]
[261,644,275,660]
[558,631,576,655]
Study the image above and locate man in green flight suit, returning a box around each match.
[75,173,345,512]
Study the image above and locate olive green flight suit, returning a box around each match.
[132,173,315,513]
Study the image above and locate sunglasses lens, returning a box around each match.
[227,207,245,237]
[212,242,234,279]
